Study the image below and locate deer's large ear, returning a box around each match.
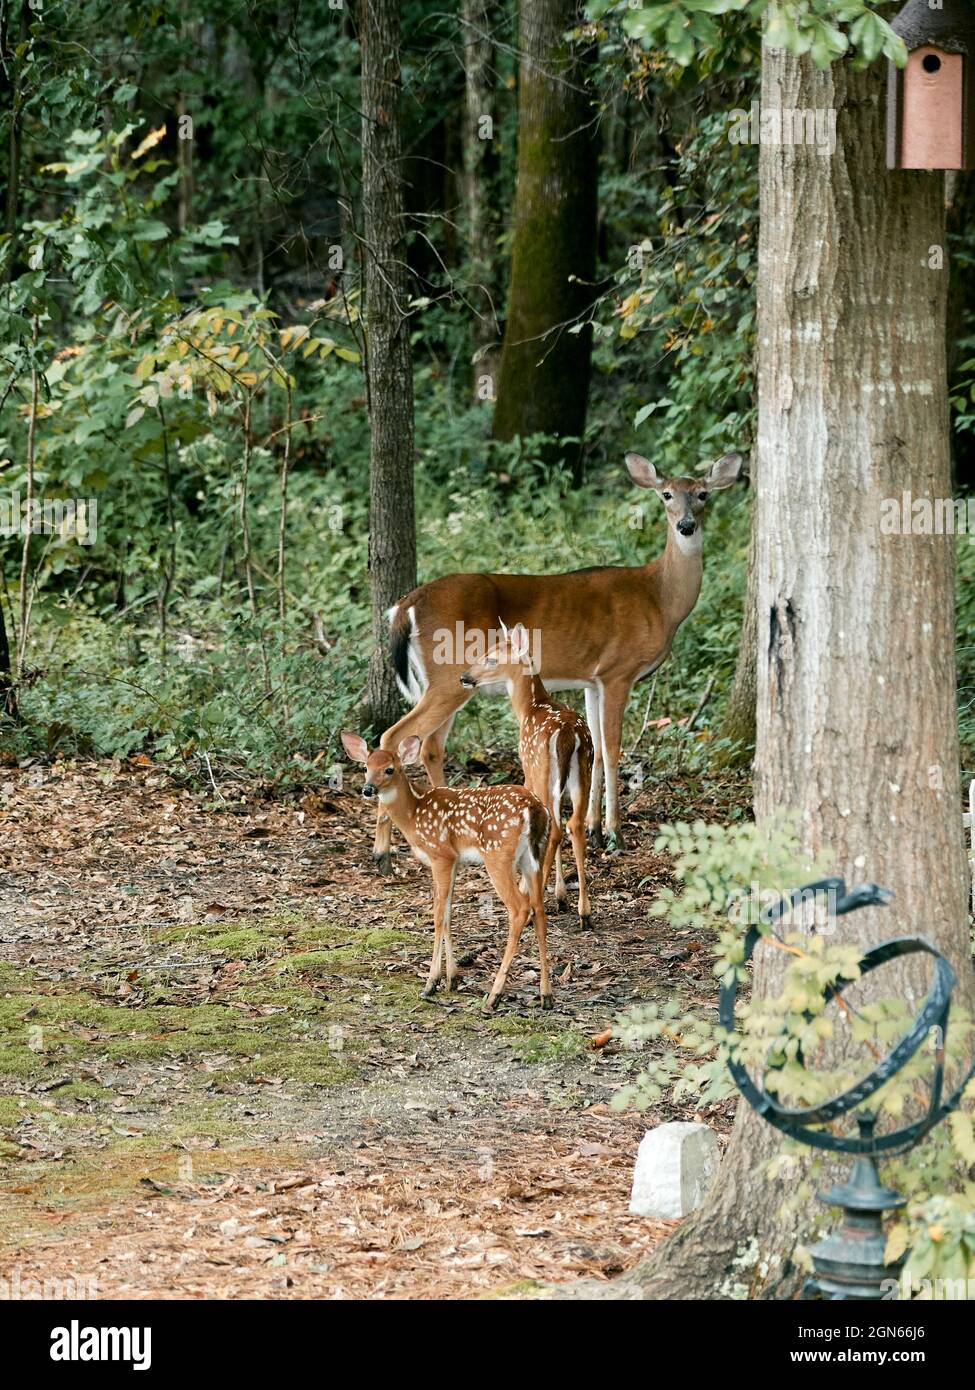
[341,731,369,764]
[625,452,663,490]
[398,736,422,765]
[510,623,530,660]
[706,452,743,490]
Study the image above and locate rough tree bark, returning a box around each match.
[360,0,417,734]
[713,490,757,763]
[461,0,500,374]
[564,43,975,1300]
[492,0,597,485]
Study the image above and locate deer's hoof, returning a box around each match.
[483,994,500,1014]
[554,895,569,915]
[604,830,625,854]
[420,984,438,1001]
[373,851,393,877]
[540,993,554,1011]
[586,826,604,850]
[579,913,593,932]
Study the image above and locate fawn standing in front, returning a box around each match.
[341,731,553,1010]
[461,622,594,930]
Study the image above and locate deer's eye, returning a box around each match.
[385,767,394,777]
[698,491,707,501]
[662,490,672,501]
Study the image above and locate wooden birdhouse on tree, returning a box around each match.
[887,0,975,170]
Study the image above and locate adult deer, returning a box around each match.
[341,731,553,1010]
[461,621,594,930]
[373,450,742,871]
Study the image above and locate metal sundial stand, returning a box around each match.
[801,1111,906,1299]
[718,877,975,1301]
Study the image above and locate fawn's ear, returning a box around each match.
[625,452,664,490]
[398,736,422,765]
[510,623,530,660]
[340,731,369,764]
[706,452,743,490]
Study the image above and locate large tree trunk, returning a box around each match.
[360,0,417,734]
[461,0,500,378]
[575,42,974,1301]
[492,0,597,485]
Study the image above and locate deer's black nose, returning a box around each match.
[677,520,696,537]
[361,783,377,799]
[460,674,476,688]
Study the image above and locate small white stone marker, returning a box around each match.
[629,1121,720,1219]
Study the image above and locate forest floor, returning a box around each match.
[0,754,748,1300]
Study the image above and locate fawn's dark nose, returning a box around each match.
[361,783,377,800]
[460,673,476,688]
[677,519,696,537]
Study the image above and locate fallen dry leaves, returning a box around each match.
[0,757,747,1298]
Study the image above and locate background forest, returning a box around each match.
[2,0,975,787]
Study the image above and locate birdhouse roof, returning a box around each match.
[892,0,975,55]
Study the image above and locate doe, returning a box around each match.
[461,622,594,930]
[374,449,742,869]
[341,731,554,1010]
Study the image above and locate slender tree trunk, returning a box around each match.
[563,43,974,1301]
[0,592,15,719]
[714,490,757,763]
[461,0,500,377]
[177,92,194,231]
[2,1,29,246]
[492,0,598,485]
[1,1,28,719]
[360,0,417,733]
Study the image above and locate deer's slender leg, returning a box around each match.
[550,795,568,913]
[379,682,471,754]
[567,751,592,928]
[584,686,604,848]
[372,685,471,871]
[601,679,632,853]
[525,864,552,1008]
[440,859,460,988]
[482,855,532,1011]
[373,809,394,876]
[422,866,448,998]
[420,712,456,788]
[539,776,564,909]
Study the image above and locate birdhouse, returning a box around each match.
[886,0,975,170]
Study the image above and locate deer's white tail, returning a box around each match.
[389,604,427,703]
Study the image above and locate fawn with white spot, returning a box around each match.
[341,732,554,1010]
[461,622,594,929]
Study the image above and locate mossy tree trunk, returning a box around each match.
[565,41,974,1301]
[360,0,417,734]
[492,0,597,485]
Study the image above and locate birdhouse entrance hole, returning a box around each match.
[901,46,963,169]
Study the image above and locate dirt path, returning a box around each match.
[0,758,746,1299]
